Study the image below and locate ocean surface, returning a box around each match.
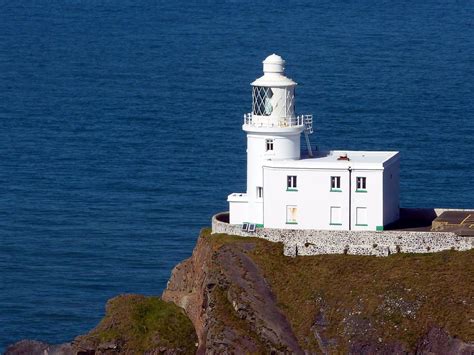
[0,0,473,351]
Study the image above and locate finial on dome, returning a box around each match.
[263,54,285,74]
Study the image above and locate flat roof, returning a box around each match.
[264,150,399,170]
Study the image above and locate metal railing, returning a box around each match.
[244,113,312,128]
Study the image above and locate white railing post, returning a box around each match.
[244,113,252,125]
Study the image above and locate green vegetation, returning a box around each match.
[80,294,197,353]
[204,230,474,352]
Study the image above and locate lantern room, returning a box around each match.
[247,54,299,128]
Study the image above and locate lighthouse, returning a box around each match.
[228,54,313,226]
[228,54,400,231]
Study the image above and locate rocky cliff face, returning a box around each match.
[163,229,474,354]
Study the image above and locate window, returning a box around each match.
[356,177,367,191]
[256,186,263,199]
[287,175,297,190]
[286,205,298,224]
[330,206,342,225]
[356,207,368,226]
[265,139,274,151]
[331,176,341,191]
[252,86,273,116]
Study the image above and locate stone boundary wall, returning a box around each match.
[211,212,474,257]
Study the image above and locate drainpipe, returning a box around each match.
[348,166,352,230]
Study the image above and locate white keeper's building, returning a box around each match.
[228,54,400,231]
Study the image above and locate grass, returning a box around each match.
[205,230,474,352]
[80,294,197,353]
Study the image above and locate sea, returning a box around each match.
[0,0,473,351]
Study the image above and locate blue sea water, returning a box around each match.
[0,0,473,351]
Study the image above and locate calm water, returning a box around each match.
[0,0,473,351]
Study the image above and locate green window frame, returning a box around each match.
[356,176,367,192]
[287,175,297,191]
[330,176,341,192]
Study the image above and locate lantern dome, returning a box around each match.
[263,54,285,74]
[252,53,296,87]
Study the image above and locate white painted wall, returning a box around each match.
[263,167,352,229]
[228,193,248,225]
[262,165,396,231]
[244,130,301,225]
[350,169,384,230]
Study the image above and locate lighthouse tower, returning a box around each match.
[228,54,312,226]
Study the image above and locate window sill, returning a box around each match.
[355,189,367,193]
[330,189,342,192]
[356,224,368,227]
[286,188,298,192]
[286,222,298,225]
[330,223,342,226]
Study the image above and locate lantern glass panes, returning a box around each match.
[285,88,295,117]
[253,86,273,116]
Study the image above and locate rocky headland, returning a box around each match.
[6,229,474,354]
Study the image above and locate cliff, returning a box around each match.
[163,229,474,354]
[7,229,474,354]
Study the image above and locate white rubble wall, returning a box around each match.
[212,212,474,257]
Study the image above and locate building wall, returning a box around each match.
[349,169,384,230]
[263,167,351,229]
[263,166,389,231]
[383,159,400,226]
[228,200,248,224]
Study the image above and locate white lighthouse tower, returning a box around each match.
[228,54,313,226]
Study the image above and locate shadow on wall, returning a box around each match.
[386,208,438,231]
[215,212,229,223]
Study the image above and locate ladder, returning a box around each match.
[301,115,314,157]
